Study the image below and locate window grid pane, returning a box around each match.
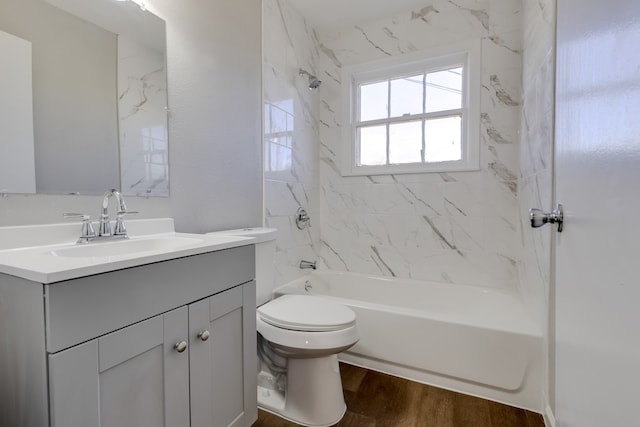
[425,66,463,113]
[358,125,387,166]
[360,80,389,121]
[421,119,426,163]
[355,63,466,168]
[389,74,424,118]
[389,120,423,164]
[424,115,462,162]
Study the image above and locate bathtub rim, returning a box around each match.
[274,270,542,338]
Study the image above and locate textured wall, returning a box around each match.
[517,0,556,412]
[263,0,321,287]
[317,0,524,290]
[151,0,263,233]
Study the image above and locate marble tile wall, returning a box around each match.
[263,0,321,286]
[518,0,555,323]
[517,0,556,411]
[118,36,169,197]
[316,0,524,290]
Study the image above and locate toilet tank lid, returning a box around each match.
[206,227,277,243]
[258,295,356,332]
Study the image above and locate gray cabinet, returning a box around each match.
[189,284,256,427]
[0,246,257,427]
[49,307,190,427]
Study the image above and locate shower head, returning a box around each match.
[299,68,322,90]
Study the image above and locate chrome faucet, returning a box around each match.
[299,260,317,270]
[99,189,137,238]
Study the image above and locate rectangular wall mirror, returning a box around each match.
[0,0,168,197]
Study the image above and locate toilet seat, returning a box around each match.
[256,295,359,357]
[258,295,356,332]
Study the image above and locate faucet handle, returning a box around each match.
[63,212,90,221]
[63,213,97,242]
[117,210,139,216]
[295,207,311,230]
[114,210,139,236]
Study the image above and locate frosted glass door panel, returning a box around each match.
[555,0,640,425]
[0,30,35,194]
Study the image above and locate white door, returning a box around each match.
[555,1,640,426]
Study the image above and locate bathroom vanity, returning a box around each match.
[0,219,257,427]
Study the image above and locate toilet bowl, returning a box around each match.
[257,294,358,426]
[209,228,358,427]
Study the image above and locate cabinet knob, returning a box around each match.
[174,340,188,353]
[198,330,210,342]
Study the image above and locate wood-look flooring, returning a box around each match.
[252,363,545,427]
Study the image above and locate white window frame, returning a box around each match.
[341,40,481,176]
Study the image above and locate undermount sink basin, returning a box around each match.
[48,236,205,258]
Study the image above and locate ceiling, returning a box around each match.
[287,0,432,32]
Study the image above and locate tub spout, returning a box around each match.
[299,260,316,270]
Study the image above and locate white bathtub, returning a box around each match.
[274,270,542,411]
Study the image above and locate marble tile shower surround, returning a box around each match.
[316,0,524,290]
[517,0,555,319]
[263,0,322,287]
[517,0,555,411]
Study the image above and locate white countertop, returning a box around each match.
[0,218,255,283]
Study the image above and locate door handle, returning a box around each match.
[529,203,563,232]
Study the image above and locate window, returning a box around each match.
[341,40,480,176]
[264,101,294,173]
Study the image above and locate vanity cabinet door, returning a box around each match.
[48,307,190,427]
[189,282,257,427]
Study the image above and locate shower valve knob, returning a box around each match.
[529,204,563,232]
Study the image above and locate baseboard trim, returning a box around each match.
[544,404,557,427]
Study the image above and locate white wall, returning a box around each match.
[0,0,263,233]
[316,0,524,291]
[145,0,263,233]
[517,0,556,413]
[263,0,321,287]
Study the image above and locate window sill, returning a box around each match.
[340,160,480,177]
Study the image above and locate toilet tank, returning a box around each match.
[207,228,277,306]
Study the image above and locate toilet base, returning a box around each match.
[258,354,347,427]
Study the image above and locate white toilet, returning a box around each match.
[211,228,358,427]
